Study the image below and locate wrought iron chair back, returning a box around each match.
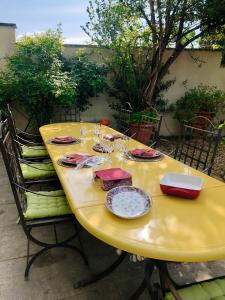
[51,105,80,123]
[0,119,87,279]
[0,118,55,185]
[137,110,163,146]
[0,120,27,227]
[117,108,132,134]
[174,116,222,175]
[6,104,44,156]
[6,104,24,157]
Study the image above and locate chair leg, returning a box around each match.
[73,222,87,264]
[129,260,155,300]
[129,278,146,300]
[53,224,58,243]
[25,244,88,280]
[26,238,30,270]
[74,251,127,288]
[25,246,50,280]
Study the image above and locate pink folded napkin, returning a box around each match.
[131,149,159,157]
[94,168,132,190]
[54,136,73,141]
[95,168,131,180]
[63,153,93,164]
[104,134,124,141]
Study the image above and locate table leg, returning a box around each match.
[74,251,127,288]
[129,260,155,300]
[129,259,179,300]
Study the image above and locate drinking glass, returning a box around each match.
[115,137,129,159]
[100,139,114,163]
[93,123,102,137]
[80,121,87,140]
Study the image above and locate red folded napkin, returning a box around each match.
[63,153,93,164]
[95,168,131,181]
[94,168,132,191]
[54,136,74,142]
[104,134,124,141]
[131,149,159,157]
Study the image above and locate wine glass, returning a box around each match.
[115,137,129,159]
[100,139,114,163]
[80,121,87,140]
[93,123,102,137]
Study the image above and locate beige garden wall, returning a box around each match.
[161,50,225,135]
[0,23,16,69]
[0,24,225,135]
[64,45,225,135]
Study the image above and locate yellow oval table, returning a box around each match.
[40,122,225,297]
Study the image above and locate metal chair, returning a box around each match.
[7,104,43,143]
[117,105,163,146]
[129,259,225,300]
[174,116,222,175]
[6,104,49,161]
[0,120,88,279]
[0,119,57,186]
[117,108,132,134]
[51,105,80,123]
[137,110,163,146]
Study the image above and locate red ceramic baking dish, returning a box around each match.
[160,173,204,199]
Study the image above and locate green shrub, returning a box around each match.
[0,28,107,128]
[0,28,76,126]
[63,53,107,112]
[173,84,225,123]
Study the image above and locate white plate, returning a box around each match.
[106,186,151,219]
[160,173,203,190]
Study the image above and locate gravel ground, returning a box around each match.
[156,139,225,182]
[211,143,225,181]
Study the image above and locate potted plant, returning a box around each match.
[129,110,158,144]
[173,85,225,128]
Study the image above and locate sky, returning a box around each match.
[0,0,91,44]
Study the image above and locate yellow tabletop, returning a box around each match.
[40,122,225,262]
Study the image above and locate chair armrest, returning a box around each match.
[16,128,41,138]
[17,135,44,146]
[15,140,46,150]
[13,182,64,197]
[19,159,55,171]
[19,158,51,164]
[150,138,176,156]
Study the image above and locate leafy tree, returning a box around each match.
[0,28,76,126]
[200,26,225,65]
[63,53,107,112]
[83,0,225,111]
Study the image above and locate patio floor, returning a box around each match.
[1,156,225,300]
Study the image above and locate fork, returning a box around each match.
[75,157,93,169]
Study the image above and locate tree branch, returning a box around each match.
[158,31,204,82]
[149,0,157,44]
[175,0,187,46]
[139,7,157,40]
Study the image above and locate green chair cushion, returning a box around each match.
[22,145,48,158]
[24,190,71,219]
[20,162,56,180]
[165,279,225,300]
[165,284,210,300]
